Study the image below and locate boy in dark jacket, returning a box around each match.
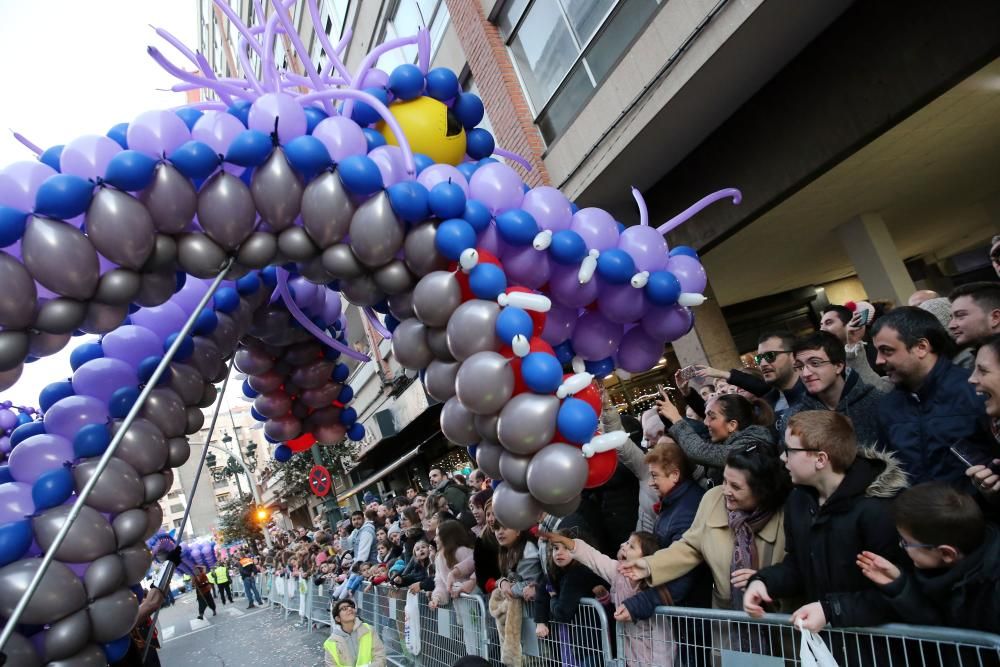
[744,411,907,631]
[856,482,1000,634]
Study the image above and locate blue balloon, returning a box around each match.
[557,397,599,444]
[250,407,266,422]
[553,340,575,365]
[15,412,32,426]
[363,128,387,151]
[109,386,140,419]
[469,263,507,300]
[453,93,485,129]
[521,352,563,393]
[164,333,193,361]
[338,385,354,404]
[236,273,261,295]
[103,150,158,191]
[351,87,390,126]
[213,287,240,313]
[284,135,332,179]
[549,230,587,264]
[477,157,499,167]
[425,67,459,101]
[227,100,252,126]
[596,248,635,284]
[570,202,579,214]
[0,465,12,484]
[174,271,187,293]
[495,209,538,246]
[39,145,64,172]
[32,467,74,510]
[429,181,466,220]
[347,423,366,441]
[74,423,111,459]
[192,309,219,336]
[103,635,132,663]
[491,479,502,490]
[388,64,425,100]
[645,271,681,306]
[413,153,434,174]
[34,174,93,219]
[225,130,273,167]
[260,266,278,289]
[463,199,491,233]
[175,107,204,130]
[332,363,350,383]
[238,166,255,188]
[0,206,26,248]
[106,123,129,149]
[264,434,278,444]
[495,306,533,344]
[323,346,342,361]
[303,105,329,134]
[583,357,615,377]
[385,313,400,332]
[616,222,626,234]
[274,444,293,462]
[338,155,383,195]
[138,355,167,384]
[39,380,75,412]
[0,521,32,567]
[168,140,220,180]
[435,218,476,260]
[465,128,495,160]
[340,407,358,426]
[242,379,259,399]
[10,421,45,448]
[466,445,478,461]
[669,245,699,259]
[456,161,478,182]
[386,180,430,223]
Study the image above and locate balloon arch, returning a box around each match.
[0,1,740,663]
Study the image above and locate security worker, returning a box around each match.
[323,599,386,667]
[212,562,233,604]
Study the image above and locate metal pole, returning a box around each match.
[227,408,273,549]
[0,259,234,656]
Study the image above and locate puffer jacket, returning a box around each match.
[324,622,386,667]
[785,371,886,446]
[753,448,909,627]
[430,546,476,606]
[669,422,775,476]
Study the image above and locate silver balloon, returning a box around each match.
[223,261,251,281]
[162,467,174,489]
[0,330,29,371]
[142,234,178,272]
[426,326,455,362]
[302,170,355,248]
[264,414,303,441]
[498,394,559,455]
[134,269,177,307]
[198,381,218,409]
[208,312,239,354]
[476,441,503,479]
[348,191,404,267]
[278,226,319,262]
[47,644,107,667]
[292,360,334,389]
[300,382,342,409]
[1,631,41,667]
[440,396,478,445]
[387,291,415,321]
[404,221,448,276]
[492,482,543,531]
[314,422,347,443]
[340,274,385,307]
[87,588,139,643]
[0,251,37,329]
[446,299,500,361]
[412,270,462,327]
[455,351,514,415]
[372,259,415,296]
[32,505,116,562]
[166,437,191,468]
[185,406,205,434]
[198,170,258,249]
[298,256,336,284]
[474,412,501,446]
[0,559,86,625]
[189,337,223,380]
[111,417,168,475]
[424,360,459,402]
[143,504,163,540]
[251,148,303,231]
[36,608,91,662]
[254,391,292,418]
[34,298,86,334]
[169,362,207,405]
[79,302,128,334]
[120,545,153,585]
[142,472,169,503]
[0,363,23,392]
[283,340,323,365]
[112,509,149,549]
[527,443,588,505]
[83,554,125,600]
[85,188,155,269]
[29,330,71,358]
[177,233,227,279]
[73,457,144,513]
[236,231,278,268]
[248,369,283,394]
[306,405,342,429]
[541,495,582,518]
[321,243,365,279]
[94,268,141,305]
[22,216,99,299]
[390,318,433,370]
[140,162,197,233]
[140,388,187,438]
[499,450,533,492]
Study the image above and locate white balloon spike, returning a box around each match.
[557,371,593,398]
[615,369,632,380]
[511,334,530,357]
[571,356,587,375]
[497,291,551,312]
[582,431,628,458]
[459,248,479,272]
[578,250,599,284]
[630,271,650,289]
[533,230,553,251]
[678,292,707,307]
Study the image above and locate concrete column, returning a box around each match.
[670,282,743,370]
[835,213,915,304]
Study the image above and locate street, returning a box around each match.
[155,590,327,666]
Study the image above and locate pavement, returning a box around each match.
[154,589,328,666]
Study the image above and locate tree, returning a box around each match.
[271,442,356,506]
[217,496,263,546]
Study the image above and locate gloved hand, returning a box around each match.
[167,546,183,566]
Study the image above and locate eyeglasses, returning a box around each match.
[793,359,835,372]
[754,351,792,365]
[899,537,937,550]
[781,444,815,455]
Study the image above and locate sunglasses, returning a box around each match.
[754,350,792,365]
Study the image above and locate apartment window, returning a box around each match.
[216,493,231,504]
[377,0,449,71]
[212,477,229,489]
[169,503,184,514]
[167,490,181,499]
[498,0,665,145]
[173,519,182,528]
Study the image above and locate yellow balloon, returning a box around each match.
[377,97,467,167]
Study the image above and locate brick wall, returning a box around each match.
[445,0,550,187]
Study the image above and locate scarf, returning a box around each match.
[727,507,774,610]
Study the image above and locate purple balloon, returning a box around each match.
[321,290,342,325]
[548,264,598,309]
[570,208,619,251]
[312,116,368,162]
[288,276,319,311]
[469,163,523,215]
[170,278,213,315]
[618,225,668,273]
[500,245,550,289]
[665,255,707,294]
[617,326,666,373]
[368,145,408,188]
[72,358,139,404]
[540,303,578,345]
[127,110,191,157]
[641,304,693,341]
[43,395,110,441]
[8,433,75,483]
[0,161,58,210]
[129,302,188,341]
[248,92,306,144]
[101,325,163,370]
[571,311,624,361]
[192,110,246,155]
[521,186,572,232]
[0,408,17,431]
[0,481,35,523]
[59,135,122,181]
[596,281,647,324]
[417,164,469,197]
[360,68,389,88]
[1,435,11,455]
[476,223,503,256]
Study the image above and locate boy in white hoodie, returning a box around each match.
[323,599,386,667]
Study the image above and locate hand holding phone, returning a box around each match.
[949,442,1000,474]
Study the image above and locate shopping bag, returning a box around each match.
[797,620,839,667]
[404,591,422,656]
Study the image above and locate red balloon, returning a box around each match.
[584,449,618,488]
[575,382,603,415]
[287,432,317,452]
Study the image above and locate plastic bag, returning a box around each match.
[797,620,839,667]
[404,591,422,656]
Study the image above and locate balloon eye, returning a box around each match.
[446,109,462,137]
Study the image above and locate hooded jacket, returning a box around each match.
[324,621,386,667]
[785,371,886,446]
[752,448,909,627]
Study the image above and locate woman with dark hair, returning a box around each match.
[431,520,480,656]
[398,506,426,563]
[967,333,1000,499]
[469,488,493,537]
[473,498,502,597]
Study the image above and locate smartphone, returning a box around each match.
[677,365,698,381]
[853,309,871,327]
[949,442,1000,473]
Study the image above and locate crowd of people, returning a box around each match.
[253,280,1000,666]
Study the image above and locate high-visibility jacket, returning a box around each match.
[212,565,229,584]
[323,625,374,667]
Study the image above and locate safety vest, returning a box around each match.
[323,625,373,667]
[212,565,229,584]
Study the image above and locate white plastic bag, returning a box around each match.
[404,591,422,656]
[797,620,839,667]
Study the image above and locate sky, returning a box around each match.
[0,1,199,406]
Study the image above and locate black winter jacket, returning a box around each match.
[785,371,886,447]
[534,564,608,624]
[753,448,909,627]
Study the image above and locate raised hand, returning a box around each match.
[856,551,900,586]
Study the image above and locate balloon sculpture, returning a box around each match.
[147,532,217,578]
[0,1,739,663]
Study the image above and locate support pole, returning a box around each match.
[227,408,273,549]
